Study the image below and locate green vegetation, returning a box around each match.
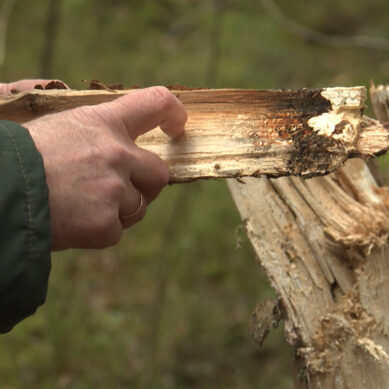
[0,0,388,387]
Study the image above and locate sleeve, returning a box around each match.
[0,120,51,333]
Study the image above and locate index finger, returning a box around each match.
[97,86,188,140]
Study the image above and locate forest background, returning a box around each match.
[0,0,388,388]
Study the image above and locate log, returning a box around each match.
[0,87,388,183]
[227,85,389,388]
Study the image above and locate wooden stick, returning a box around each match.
[1,87,388,182]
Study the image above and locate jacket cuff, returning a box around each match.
[0,120,51,332]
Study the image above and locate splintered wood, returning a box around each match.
[370,84,389,124]
[0,87,388,182]
[228,159,389,389]
[228,84,389,389]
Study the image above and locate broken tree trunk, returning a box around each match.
[0,87,388,182]
[228,85,389,388]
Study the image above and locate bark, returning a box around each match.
[227,84,389,388]
[0,87,388,183]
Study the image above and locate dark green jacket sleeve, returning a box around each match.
[0,120,51,333]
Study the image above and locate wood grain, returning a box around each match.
[228,160,389,388]
[0,87,387,182]
[227,85,389,388]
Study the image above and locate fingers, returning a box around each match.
[128,146,169,204]
[93,86,188,140]
[5,79,69,94]
[117,145,168,228]
[116,144,168,228]
[0,83,8,95]
[118,181,147,229]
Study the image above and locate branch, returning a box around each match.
[260,0,389,51]
[1,87,387,182]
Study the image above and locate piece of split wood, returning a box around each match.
[0,86,388,183]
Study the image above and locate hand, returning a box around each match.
[0,79,68,95]
[24,86,187,250]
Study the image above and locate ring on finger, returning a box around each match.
[120,191,144,220]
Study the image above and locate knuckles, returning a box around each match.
[147,86,175,111]
[131,150,170,198]
[102,141,133,169]
[103,175,127,202]
[50,93,173,249]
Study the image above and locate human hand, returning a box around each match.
[0,79,68,95]
[24,86,187,250]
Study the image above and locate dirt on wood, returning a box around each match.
[34,80,68,90]
[81,79,124,91]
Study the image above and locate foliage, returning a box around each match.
[0,0,388,387]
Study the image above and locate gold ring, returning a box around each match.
[120,192,144,220]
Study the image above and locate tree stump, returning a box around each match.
[227,85,389,388]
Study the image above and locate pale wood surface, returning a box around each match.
[370,84,389,124]
[0,87,388,182]
[228,85,389,388]
[228,160,389,388]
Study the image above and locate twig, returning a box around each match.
[260,0,389,51]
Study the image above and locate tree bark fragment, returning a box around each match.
[0,87,388,183]
[227,84,389,388]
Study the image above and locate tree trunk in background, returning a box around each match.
[40,0,62,78]
[228,85,389,388]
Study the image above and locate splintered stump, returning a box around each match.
[228,85,389,389]
[0,86,388,182]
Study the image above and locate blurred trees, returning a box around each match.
[0,0,388,388]
[40,0,63,78]
[2,0,389,89]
